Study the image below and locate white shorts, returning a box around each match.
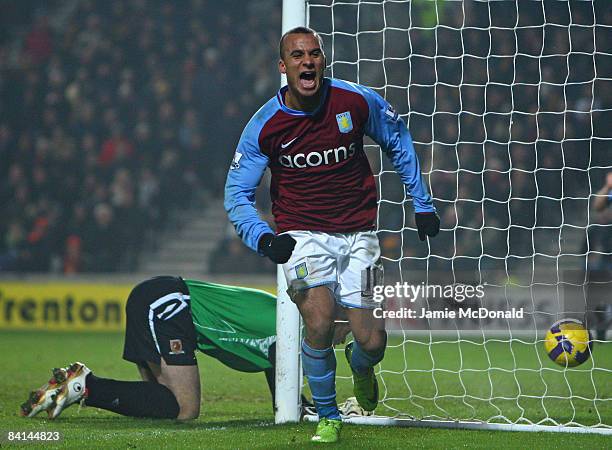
[281,230,382,309]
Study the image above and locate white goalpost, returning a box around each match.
[274,0,307,425]
[276,0,611,435]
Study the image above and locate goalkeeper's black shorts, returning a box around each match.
[122,276,197,367]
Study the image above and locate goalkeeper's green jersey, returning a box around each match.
[184,279,276,373]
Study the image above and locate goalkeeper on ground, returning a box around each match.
[224,27,439,443]
[21,276,342,420]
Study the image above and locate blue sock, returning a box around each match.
[301,340,340,420]
[350,341,385,375]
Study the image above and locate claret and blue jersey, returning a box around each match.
[224,77,435,252]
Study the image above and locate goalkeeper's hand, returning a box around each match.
[415,212,440,241]
[258,233,296,264]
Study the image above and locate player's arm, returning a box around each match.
[224,124,275,253]
[359,86,440,240]
[360,86,434,212]
[224,121,296,262]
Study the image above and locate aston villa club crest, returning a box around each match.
[294,262,308,280]
[336,111,353,133]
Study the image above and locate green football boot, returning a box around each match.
[345,342,379,412]
[311,418,343,443]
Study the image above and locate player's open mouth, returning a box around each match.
[299,71,317,89]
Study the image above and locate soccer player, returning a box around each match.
[224,27,439,442]
[21,276,336,420]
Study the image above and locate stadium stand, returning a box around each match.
[0,0,280,273]
[0,0,607,274]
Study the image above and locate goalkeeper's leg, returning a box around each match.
[84,359,198,419]
[22,276,201,421]
[120,276,200,420]
[20,359,197,420]
[108,275,200,419]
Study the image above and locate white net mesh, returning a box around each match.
[307,0,611,431]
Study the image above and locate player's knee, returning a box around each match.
[176,400,200,420]
[177,410,199,420]
[357,329,387,354]
[306,319,335,346]
[157,365,201,420]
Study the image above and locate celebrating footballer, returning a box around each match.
[224,27,439,443]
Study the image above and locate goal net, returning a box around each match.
[295,0,611,434]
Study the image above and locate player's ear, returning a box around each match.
[278,58,287,75]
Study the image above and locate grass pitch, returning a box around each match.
[1,331,610,449]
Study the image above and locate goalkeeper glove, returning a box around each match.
[415,212,440,241]
[258,233,296,264]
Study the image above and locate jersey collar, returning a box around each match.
[276,78,330,117]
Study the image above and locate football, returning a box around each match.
[544,319,593,367]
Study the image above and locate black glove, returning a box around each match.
[415,212,440,241]
[258,233,296,264]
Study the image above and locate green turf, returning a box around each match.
[1,331,610,448]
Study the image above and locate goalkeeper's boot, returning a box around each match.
[311,418,342,443]
[20,362,91,419]
[345,342,379,412]
[20,369,64,418]
[47,362,91,419]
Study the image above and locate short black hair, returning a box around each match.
[279,26,324,59]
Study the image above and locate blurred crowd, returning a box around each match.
[0,1,609,275]
[0,0,280,273]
